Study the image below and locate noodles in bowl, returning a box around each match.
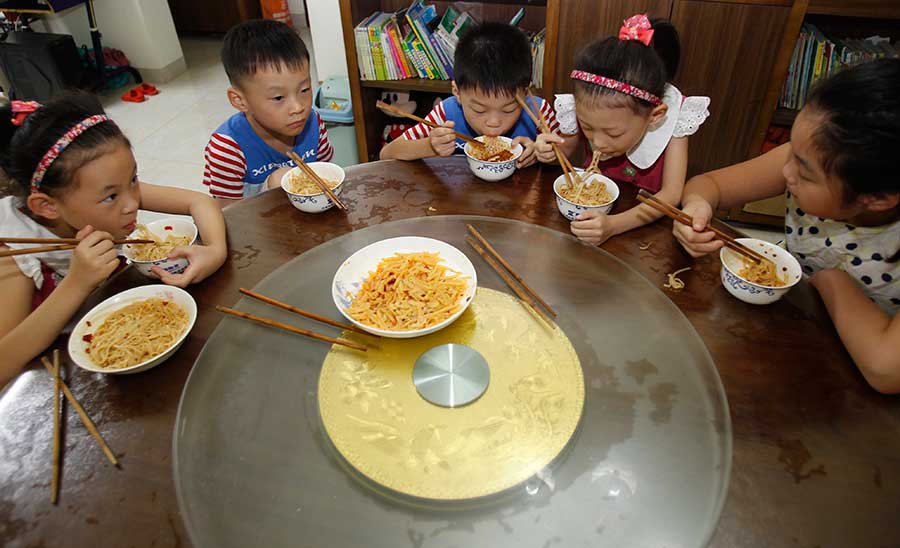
[719,237,801,305]
[127,224,193,262]
[333,236,478,338]
[470,136,514,162]
[85,298,189,369]
[553,171,619,220]
[68,285,198,374]
[347,251,470,331]
[464,136,522,182]
[284,169,340,196]
[557,179,613,206]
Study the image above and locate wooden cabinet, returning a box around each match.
[672,0,796,177]
[167,0,261,34]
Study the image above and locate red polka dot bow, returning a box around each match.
[619,14,654,46]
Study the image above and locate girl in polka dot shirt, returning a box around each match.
[673,59,900,394]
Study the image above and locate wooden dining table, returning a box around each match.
[1,157,898,548]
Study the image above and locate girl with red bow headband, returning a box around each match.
[537,14,710,246]
[0,92,228,388]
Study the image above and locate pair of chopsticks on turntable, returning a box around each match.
[0,236,153,258]
[464,224,556,325]
[636,189,771,266]
[217,288,374,352]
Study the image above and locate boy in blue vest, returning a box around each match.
[204,20,334,199]
[380,22,560,166]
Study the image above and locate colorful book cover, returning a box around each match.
[387,18,414,78]
[406,0,447,79]
[354,12,378,80]
[368,12,392,80]
[428,32,454,78]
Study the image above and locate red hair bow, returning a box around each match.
[619,14,654,46]
[11,100,40,127]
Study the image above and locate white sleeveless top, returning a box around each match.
[0,196,70,289]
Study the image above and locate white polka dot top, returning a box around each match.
[785,192,900,315]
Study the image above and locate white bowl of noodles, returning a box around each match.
[719,238,802,305]
[123,218,197,278]
[332,236,477,338]
[464,136,523,182]
[553,170,619,220]
[280,162,346,213]
[68,285,197,374]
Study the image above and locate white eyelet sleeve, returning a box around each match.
[673,96,711,138]
[553,94,579,136]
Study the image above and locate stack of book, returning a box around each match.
[779,24,899,110]
[355,1,544,86]
[354,1,474,81]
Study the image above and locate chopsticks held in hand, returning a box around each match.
[635,189,770,265]
[217,305,368,352]
[465,224,556,326]
[0,237,154,258]
[285,150,348,212]
[375,100,485,149]
[514,93,583,191]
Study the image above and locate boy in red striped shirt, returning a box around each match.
[379,22,564,166]
[204,20,334,200]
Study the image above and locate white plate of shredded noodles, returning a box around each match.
[123,218,197,277]
[332,237,477,338]
[68,285,197,374]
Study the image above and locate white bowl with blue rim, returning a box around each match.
[332,236,477,338]
[280,162,346,213]
[719,238,802,305]
[464,136,523,182]
[68,284,197,374]
[553,170,619,220]
[123,217,197,278]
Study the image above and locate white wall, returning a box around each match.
[34,0,183,73]
[303,0,348,79]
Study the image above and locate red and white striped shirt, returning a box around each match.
[402,97,561,141]
[204,111,334,200]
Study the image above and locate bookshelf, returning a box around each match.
[727,0,900,226]
[340,0,561,162]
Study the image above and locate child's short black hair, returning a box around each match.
[574,17,680,113]
[222,19,311,87]
[453,22,532,96]
[0,92,128,200]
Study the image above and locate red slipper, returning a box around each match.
[137,83,159,95]
[121,88,145,103]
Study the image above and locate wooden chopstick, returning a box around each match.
[0,237,153,245]
[466,236,553,326]
[466,224,557,317]
[40,357,119,467]
[636,190,769,265]
[285,150,348,212]
[0,238,155,259]
[375,100,485,149]
[238,288,376,337]
[50,350,61,504]
[216,305,367,352]
[0,244,77,258]
[514,93,581,190]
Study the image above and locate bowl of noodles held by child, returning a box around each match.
[332,236,478,338]
[123,218,197,278]
[553,169,620,220]
[719,238,802,305]
[280,162,346,213]
[68,284,197,374]
[464,136,523,182]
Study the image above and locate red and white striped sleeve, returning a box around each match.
[203,133,247,199]
[538,98,561,135]
[316,112,334,162]
[401,101,447,140]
